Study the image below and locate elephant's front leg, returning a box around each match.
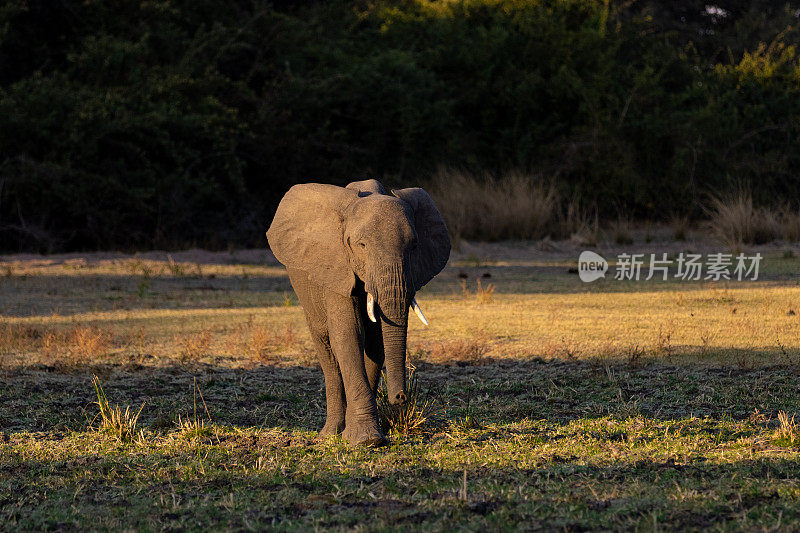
[326,291,386,446]
[311,334,346,437]
[286,269,346,437]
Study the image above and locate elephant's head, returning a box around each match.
[266,179,450,404]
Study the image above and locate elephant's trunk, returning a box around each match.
[382,320,408,405]
[369,262,410,406]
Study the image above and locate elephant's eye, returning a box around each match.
[358,242,366,248]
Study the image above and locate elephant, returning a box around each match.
[266,179,450,445]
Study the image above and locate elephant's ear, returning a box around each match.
[346,179,387,197]
[267,183,358,297]
[391,187,451,291]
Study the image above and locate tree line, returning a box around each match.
[1,0,798,251]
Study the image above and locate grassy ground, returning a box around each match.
[3,237,800,531]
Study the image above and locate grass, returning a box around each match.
[423,334,491,365]
[613,220,634,245]
[429,171,800,252]
[672,215,691,241]
[38,325,111,365]
[175,328,212,363]
[3,244,800,529]
[707,191,780,249]
[92,375,145,443]
[706,190,800,250]
[377,364,433,435]
[774,411,799,448]
[427,168,587,244]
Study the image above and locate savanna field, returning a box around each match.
[4,0,800,530]
[3,233,800,531]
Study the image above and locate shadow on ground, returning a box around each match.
[2,357,800,434]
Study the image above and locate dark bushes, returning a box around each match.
[1,1,799,250]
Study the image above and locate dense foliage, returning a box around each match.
[1,0,799,250]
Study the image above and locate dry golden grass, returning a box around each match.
[564,199,599,246]
[610,217,634,245]
[246,324,298,362]
[175,329,212,363]
[0,283,794,369]
[780,205,800,242]
[177,414,213,439]
[427,168,603,245]
[459,278,496,304]
[223,321,301,363]
[424,333,491,365]
[37,325,112,365]
[70,325,112,357]
[248,325,275,360]
[428,168,562,243]
[652,324,675,359]
[671,215,691,241]
[774,411,799,447]
[2,244,800,371]
[223,323,248,358]
[707,191,784,249]
[474,279,495,304]
[0,323,42,353]
[0,324,42,368]
[429,171,800,251]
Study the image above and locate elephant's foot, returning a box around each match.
[318,416,345,439]
[342,419,387,447]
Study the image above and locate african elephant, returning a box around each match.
[266,179,450,445]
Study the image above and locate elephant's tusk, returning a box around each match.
[411,297,429,326]
[366,293,377,323]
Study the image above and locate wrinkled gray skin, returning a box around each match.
[266,179,450,445]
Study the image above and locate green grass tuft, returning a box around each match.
[92,375,145,444]
[377,364,434,436]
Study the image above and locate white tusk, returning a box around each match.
[366,293,377,323]
[411,297,429,326]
